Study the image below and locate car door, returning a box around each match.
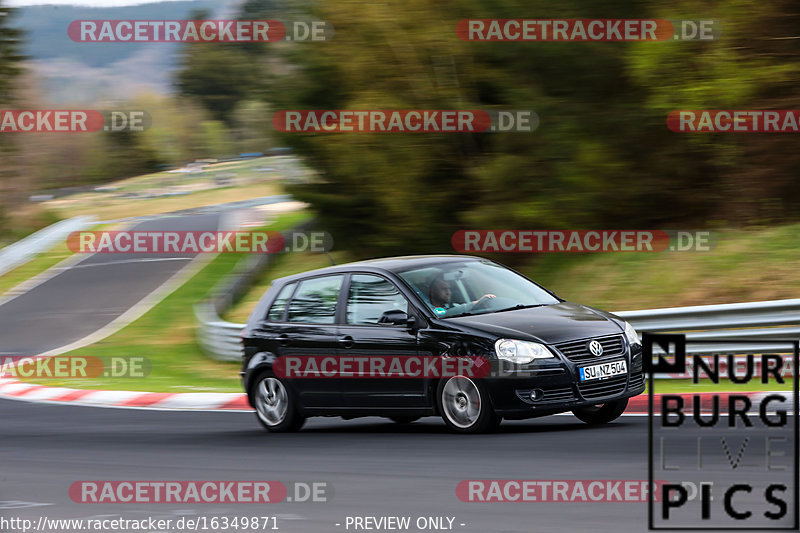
[247,279,297,366]
[279,274,345,408]
[337,273,426,408]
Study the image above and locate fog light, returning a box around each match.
[530,389,543,401]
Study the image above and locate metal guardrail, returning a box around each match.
[618,298,800,331]
[194,215,314,362]
[194,302,245,362]
[616,300,800,354]
[0,215,96,277]
[196,297,800,363]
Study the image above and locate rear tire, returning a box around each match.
[437,376,501,434]
[251,371,305,432]
[572,398,628,425]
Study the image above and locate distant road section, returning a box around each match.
[0,213,220,357]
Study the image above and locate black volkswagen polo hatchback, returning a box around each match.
[241,255,644,433]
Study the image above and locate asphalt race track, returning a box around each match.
[1,400,652,532]
[1,399,794,533]
[0,213,220,357]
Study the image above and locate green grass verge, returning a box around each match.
[20,211,310,393]
[0,211,62,249]
[0,240,75,297]
[0,222,118,297]
[526,223,800,311]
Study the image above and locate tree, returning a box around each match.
[175,44,265,124]
[0,1,25,238]
[0,1,24,102]
[174,0,800,256]
[174,9,268,124]
[269,0,800,255]
[269,0,655,255]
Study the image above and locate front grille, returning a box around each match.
[554,335,625,363]
[541,385,575,403]
[578,374,628,400]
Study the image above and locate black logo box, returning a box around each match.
[645,334,799,530]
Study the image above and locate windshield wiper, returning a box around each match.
[444,304,548,318]
[493,304,547,313]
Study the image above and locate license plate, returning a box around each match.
[579,360,627,381]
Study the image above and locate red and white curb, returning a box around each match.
[0,377,784,413]
[0,378,251,411]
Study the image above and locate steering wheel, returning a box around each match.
[471,295,495,310]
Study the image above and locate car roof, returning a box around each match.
[273,254,484,283]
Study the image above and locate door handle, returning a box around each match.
[276,334,290,346]
[339,335,354,349]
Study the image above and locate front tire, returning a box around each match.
[572,398,628,425]
[437,376,501,433]
[251,372,305,432]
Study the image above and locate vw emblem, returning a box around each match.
[588,340,604,356]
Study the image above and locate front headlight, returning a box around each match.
[495,339,554,364]
[624,322,641,347]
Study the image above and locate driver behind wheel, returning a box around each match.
[427,273,495,317]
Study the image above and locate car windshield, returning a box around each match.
[396,260,559,318]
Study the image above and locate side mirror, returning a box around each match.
[378,309,409,326]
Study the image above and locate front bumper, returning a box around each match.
[484,342,645,418]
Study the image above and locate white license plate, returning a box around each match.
[579,360,627,381]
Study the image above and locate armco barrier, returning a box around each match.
[194,219,314,362]
[616,299,800,354]
[195,302,245,362]
[196,296,800,364]
[0,215,96,277]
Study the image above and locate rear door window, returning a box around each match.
[287,275,344,324]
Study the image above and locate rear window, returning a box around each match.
[266,282,296,322]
